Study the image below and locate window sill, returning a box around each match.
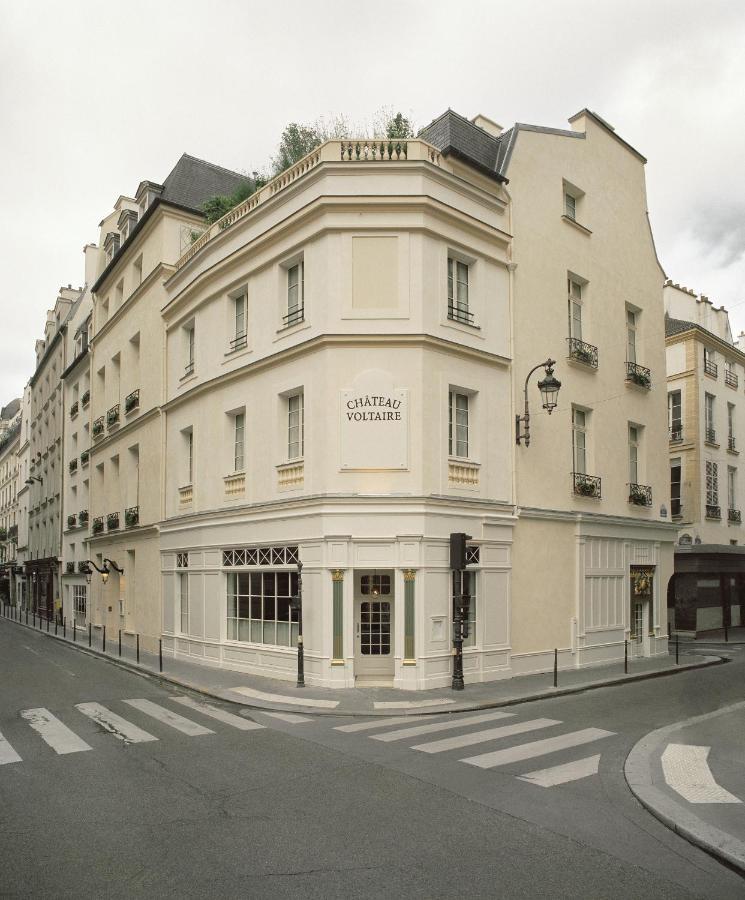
[179,371,197,387]
[705,440,720,449]
[561,214,592,236]
[704,371,718,380]
[223,345,252,365]
[441,317,483,339]
[274,320,311,342]
[566,355,599,372]
[727,448,740,456]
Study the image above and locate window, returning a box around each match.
[728,403,736,450]
[227,570,299,646]
[670,457,681,517]
[73,585,86,627]
[706,460,719,506]
[568,279,583,340]
[572,408,587,474]
[183,429,193,485]
[288,393,304,460]
[705,393,716,443]
[626,309,637,363]
[447,258,472,324]
[234,413,245,472]
[179,573,189,634]
[232,292,247,351]
[704,347,717,377]
[564,192,576,220]
[185,324,195,376]
[449,391,469,458]
[668,391,682,440]
[628,426,639,484]
[728,466,737,512]
[285,262,304,327]
[133,256,143,288]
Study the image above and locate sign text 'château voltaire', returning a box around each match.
[345,394,402,422]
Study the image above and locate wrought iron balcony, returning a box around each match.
[107,512,120,531]
[729,435,737,452]
[669,426,682,442]
[229,332,248,352]
[66,562,75,574]
[124,389,140,414]
[91,516,104,535]
[8,524,17,541]
[81,450,90,466]
[725,369,738,388]
[447,305,476,326]
[704,358,718,378]
[282,306,305,328]
[572,472,601,499]
[79,510,89,525]
[706,504,721,520]
[78,561,89,573]
[728,508,741,523]
[625,361,651,389]
[567,337,598,368]
[69,458,78,474]
[67,514,77,529]
[705,427,717,444]
[81,390,90,407]
[92,417,104,438]
[106,404,120,428]
[628,483,652,507]
[70,401,79,419]
[125,506,139,528]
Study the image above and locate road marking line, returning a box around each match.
[170,696,265,731]
[255,711,312,724]
[123,699,214,736]
[462,728,615,769]
[518,754,601,787]
[373,699,456,710]
[334,716,442,733]
[412,718,560,754]
[371,711,515,743]
[76,703,158,744]
[20,708,92,755]
[0,730,22,765]
[229,687,339,709]
[661,744,742,804]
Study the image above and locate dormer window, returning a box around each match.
[104,232,121,264]
[117,209,138,243]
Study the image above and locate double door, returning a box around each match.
[354,571,394,681]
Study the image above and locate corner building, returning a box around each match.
[162,138,513,688]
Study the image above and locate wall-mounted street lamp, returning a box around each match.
[82,559,117,585]
[104,558,124,582]
[515,359,562,447]
[25,476,43,485]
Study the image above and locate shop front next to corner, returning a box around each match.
[668,545,745,635]
[25,558,59,620]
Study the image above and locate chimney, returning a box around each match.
[471,114,503,138]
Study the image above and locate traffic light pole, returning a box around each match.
[452,569,465,691]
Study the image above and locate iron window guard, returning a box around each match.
[92,417,104,437]
[725,369,738,388]
[706,427,717,444]
[669,427,682,442]
[628,483,653,507]
[229,332,248,352]
[706,504,721,520]
[124,389,140,413]
[125,506,139,528]
[106,512,120,531]
[91,516,104,535]
[625,361,651,388]
[704,358,718,378]
[729,435,737,452]
[728,508,741,523]
[572,472,602,499]
[106,404,120,427]
[447,305,475,326]
[567,337,598,368]
[282,306,305,328]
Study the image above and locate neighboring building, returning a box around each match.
[60,245,96,627]
[476,108,676,671]
[86,155,246,651]
[0,398,21,443]
[0,416,21,602]
[665,281,745,634]
[14,384,31,608]
[27,286,81,619]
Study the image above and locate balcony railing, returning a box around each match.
[705,427,717,444]
[124,389,140,414]
[0,528,7,542]
[572,472,601,499]
[728,508,741,523]
[282,306,305,328]
[92,417,104,438]
[125,506,139,528]
[78,561,89,573]
[67,514,77,529]
[725,369,738,388]
[625,361,651,389]
[81,390,90,408]
[567,337,598,368]
[81,449,90,466]
[91,516,104,535]
[706,504,721,520]
[70,401,79,419]
[79,510,89,525]
[66,562,75,574]
[704,358,718,378]
[107,512,120,531]
[729,435,737,452]
[229,332,248,352]
[8,525,17,541]
[628,483,653,507]
[447,305,476,326]
[106,404,120,428]
[69,459,78,474]
[669,427,683,442]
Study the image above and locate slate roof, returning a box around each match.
[0,398,20,420]
[665,316,698,338]
[160,154,248,210]
[419,110,506,182]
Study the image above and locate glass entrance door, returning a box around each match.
[354,571,395,681]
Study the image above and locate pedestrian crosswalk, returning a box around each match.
[0,695,271,765]
[333,713,615,788]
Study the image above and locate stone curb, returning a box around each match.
[1,612,726,717]
[624,702,745,876]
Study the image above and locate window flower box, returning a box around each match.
[81,390,90,407]
[106,404,120,428]
[124,390,140,414]
[125,506,139,528]
[625,362,651,389]
[628,483,652,507]
[91,517,104,535]
[66,562,75,574]
[79,510,89,525]
[92,417,104,438]
[107,512,120,531]
[67,514,77,529]
[70,401,79,419]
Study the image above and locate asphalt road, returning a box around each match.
[1,619,744,899]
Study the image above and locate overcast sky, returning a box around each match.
[1,0,744,404]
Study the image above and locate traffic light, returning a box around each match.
[449,532,471,570]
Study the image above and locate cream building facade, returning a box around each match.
[0,415,21,602]
[14,385,31,608]
[665,281,745,633]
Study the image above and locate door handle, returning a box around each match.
[356,623,360,638]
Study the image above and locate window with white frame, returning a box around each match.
[447,258,472,324]
[234,412,245,472]
[287,392,304,460]
[564,191,577,220]
[285,262,304,327]
[706,460,719,507]
[231,291,247,351]
[448,391,469,458]
[179,572,189,634]
[184,323,195,376]
[73,584,86,626]
[572,408,587,474]
[728,466,737,512]
[670,457,682,517]
[183,428,193,485]
[705,393,716,442]
[226,570,299,646]
[728,403,735,450]
[626,309,637,363]
[668,390,682,440]
[568,278,583,340]
[629,425,639,484]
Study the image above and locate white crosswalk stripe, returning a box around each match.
[170,696,265,731]
[335,716,431,733]
[256,711,312,724]
[371,711,514,743]
[462,727,615,769]
[76,703,158,744]
[20,708,92,755]
[518,754,601,787]
[412,718,561,754]
[0,729,22,765]
[123,699,214,736]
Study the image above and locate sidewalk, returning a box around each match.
[0,608,723,716]
[625,701,745,875]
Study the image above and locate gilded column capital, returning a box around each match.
[403,569,416,582]
[331,569,345,582]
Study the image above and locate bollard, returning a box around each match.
[63,617,66,639]
[46,615,49,633]
[88,623,92,648]
[136,633,140,664]
[675,632,679,665]
[33,612,36,628]
[553,648,558,688]
[73,620,76,642]
[55,618,58,636]
[624,640,628,674]
[725,622,729,643]
[118,629,121,658]
[26,608,28,625]
[159,639,163,673]
[103,625,106,653]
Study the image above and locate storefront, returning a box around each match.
[668,543,745,635]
